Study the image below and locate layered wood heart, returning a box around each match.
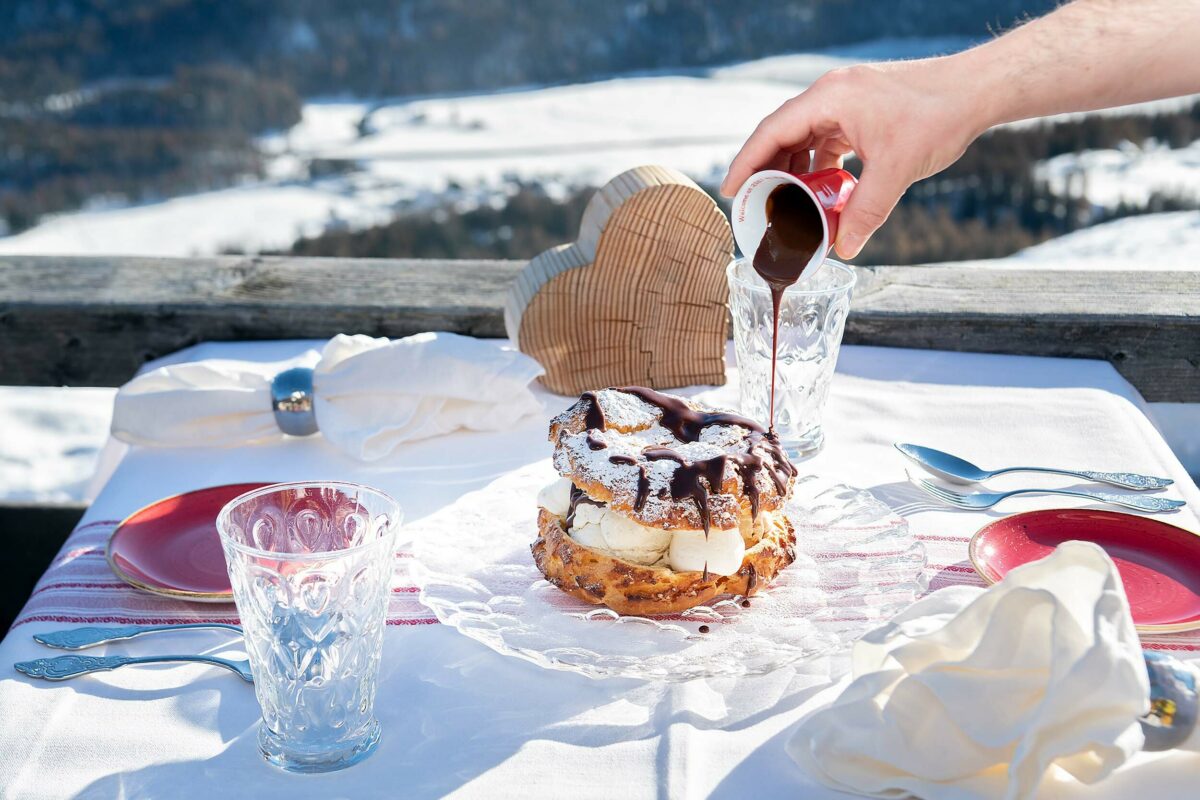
[505,165,734,395]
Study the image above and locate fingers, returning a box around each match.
[766,150,793,174]
[721,99,813,196]
[835,162,910,260]
[787,149,812,175]
[811,146,844,173]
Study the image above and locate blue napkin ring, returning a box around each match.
[270,367,319,437]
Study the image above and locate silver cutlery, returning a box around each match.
[914,477,1185,513]
[34,623,242,651]
[896,443,1173,490]
[14,653,253,682]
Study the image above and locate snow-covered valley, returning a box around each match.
[8,36,1195,263]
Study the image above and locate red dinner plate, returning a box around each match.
[107,483,271,602]
[969,508,1200,633]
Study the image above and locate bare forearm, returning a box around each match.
[957,0,1200,130]
[722,0,1200,258]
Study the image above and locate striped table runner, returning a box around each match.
[11,520,435,630]
[12,519,1200,655]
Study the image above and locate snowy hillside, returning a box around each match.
[0,38,970,258]
[1036,140,1200,208]
[0,35,1196,260]
[998,211,1200,269]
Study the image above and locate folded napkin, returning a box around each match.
[789,541,1149,800]
[112,333,545,460]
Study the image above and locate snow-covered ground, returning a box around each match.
[0,387,114,503]
[994,211,1200,269]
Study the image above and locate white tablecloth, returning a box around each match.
[2,341,1198,800]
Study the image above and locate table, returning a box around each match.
[2,341,1198,799]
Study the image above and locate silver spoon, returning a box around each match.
[14,653,253,682]
[896,443,1173,490]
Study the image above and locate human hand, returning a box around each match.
[720,59,987,259]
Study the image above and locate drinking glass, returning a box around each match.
[217,481,401,773]
[727,257,855,457]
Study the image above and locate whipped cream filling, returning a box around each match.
[537,477,746,576]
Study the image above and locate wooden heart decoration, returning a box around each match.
[505,165,734,395]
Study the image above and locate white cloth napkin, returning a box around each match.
[111,332,545,460]
[789,541,1150,800]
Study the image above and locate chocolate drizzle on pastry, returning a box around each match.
[565,484,603,528]
[577,386,796,535]
[643,446,726,534]
[579,391,607,431]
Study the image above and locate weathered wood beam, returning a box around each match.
[844,265,1200,403]
[1,255,1197,401]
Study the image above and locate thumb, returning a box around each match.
[834,163,909,260]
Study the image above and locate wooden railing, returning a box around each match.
[2,255,1198,400]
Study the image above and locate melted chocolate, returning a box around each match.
[581,386,796,533]
[745,562,758,594]
[585,434,607,451]
[607,454,650,509]
[644,446,726,534]
[565,484,603,528]
[698,624,710,634]
[618,386,764,439]
[752,183,824,427]
[579,391,607,431]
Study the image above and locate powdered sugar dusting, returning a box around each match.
[550,388,792,530]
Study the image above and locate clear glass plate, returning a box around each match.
[410,461,927,681]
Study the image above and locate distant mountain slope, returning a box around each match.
[0,1,1058,98]
[0,1,1059,236]
[1000,211,1200,270]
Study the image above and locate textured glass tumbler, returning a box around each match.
[727,257,855,457]
[217,482,401,773]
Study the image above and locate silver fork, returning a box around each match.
[14,653,253,682]
[34,623,242,651]
[915,477,1185,513]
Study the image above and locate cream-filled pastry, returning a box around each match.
[531,387,798,615]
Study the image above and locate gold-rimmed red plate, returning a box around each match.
[107,483,271,602]
[969,508,1200,634]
